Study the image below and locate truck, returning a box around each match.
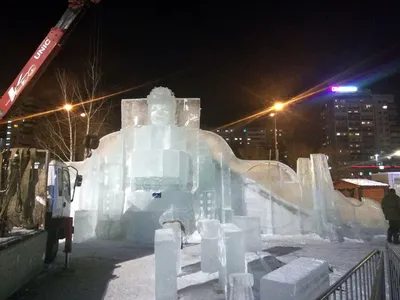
[0,1,100,299]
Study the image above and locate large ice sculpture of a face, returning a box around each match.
[147,87,177,126]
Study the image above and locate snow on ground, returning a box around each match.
[9,234,394,300]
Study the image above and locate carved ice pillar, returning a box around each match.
[309,154,338,240]
[220,153,233,223]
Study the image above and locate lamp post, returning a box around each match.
[269,102,285,161]
[62,104,86,161]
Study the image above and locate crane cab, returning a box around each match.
[44,160,82,264]
[47,160,73,218]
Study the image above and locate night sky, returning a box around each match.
[0,0,399,129]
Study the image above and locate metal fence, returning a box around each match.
[386,244,400,300]
[315,249,385,300]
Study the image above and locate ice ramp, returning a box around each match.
[200,130,313,235]
[243,178,314,235]
[201,131,386,239]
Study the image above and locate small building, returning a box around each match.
[334,178,390,203]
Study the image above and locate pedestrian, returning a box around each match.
[381,188,400,244]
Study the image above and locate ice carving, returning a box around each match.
[147,87,177,126]
[69,86,386,246]
[154,228,177,300]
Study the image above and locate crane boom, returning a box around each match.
[0,0,100,119]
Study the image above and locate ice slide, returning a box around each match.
[199,130,386,239]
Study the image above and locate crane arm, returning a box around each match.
[0,0,100,119]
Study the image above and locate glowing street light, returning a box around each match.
[63,104,73,111]
[273,102,284,111]
[268,102,286,161]
[269,111,279,161]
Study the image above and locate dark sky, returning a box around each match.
[0,0,399,128]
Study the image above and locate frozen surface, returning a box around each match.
[68,87,386,246]
[13,234,391,300]
[260,257,329,300]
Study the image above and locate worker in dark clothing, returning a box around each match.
[381,188,400,244]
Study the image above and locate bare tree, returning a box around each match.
[36,64,113,162]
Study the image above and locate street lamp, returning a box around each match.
[269,102,285,161]
[63,104,73,111]
[270,113,279,161]
[273,102,284,111]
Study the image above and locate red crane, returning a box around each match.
[0,0,101,119]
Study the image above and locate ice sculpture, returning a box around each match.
[69,86,386,245]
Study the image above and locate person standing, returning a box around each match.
[381,188,400,244]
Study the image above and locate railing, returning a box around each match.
[387,244,400,300]
[315,249,385,300]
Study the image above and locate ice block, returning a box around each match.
[154,228,178,300]
[229,273,255,300]
[219,223,246,288]
[162,221,182,275]
[198,219,220,273]
[260,257,329,300]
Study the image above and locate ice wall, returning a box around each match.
[69,87,386,243]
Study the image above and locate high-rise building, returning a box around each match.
[214,125,288,161]
[0,96,38,151]
[321,87,400,175]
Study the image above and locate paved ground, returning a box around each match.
[7,234,394,300]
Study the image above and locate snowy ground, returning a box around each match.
[8,234,394,300]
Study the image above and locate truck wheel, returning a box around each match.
[45,235,59,263]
